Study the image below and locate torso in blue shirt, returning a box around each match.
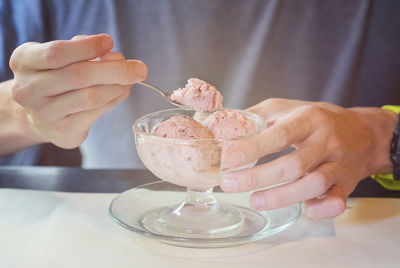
[1,0,400,167]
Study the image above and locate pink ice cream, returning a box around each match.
[202,109,256,139]
[145,115,220,188]
[138,79,261,189]
[153,116,213,139]
[170,78,223,112]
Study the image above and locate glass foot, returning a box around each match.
[110,181,301,248]
[140,188,264,238]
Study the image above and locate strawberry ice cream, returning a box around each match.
[170,78,223,112]
[135,78,264,190]
[137,114,221,188]
[202,109,256,139]
[136,108,263,189]
[153,116,213,139]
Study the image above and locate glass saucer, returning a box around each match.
[109,181,301,248]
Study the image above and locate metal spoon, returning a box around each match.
[137,82,188,108]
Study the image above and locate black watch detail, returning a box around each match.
[390,115,400,181]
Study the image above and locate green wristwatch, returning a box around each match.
[371,105,400,190]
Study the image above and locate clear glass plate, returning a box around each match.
[109,181,302,248]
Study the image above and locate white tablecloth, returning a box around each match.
[0,188,399,268]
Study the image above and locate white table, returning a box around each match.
[0,188,399,268]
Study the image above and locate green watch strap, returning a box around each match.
[382,105,400,114]
[371,173,400,190]
[371,105,400,190]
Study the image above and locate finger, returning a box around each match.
[333,165,364,198]
[71,35,88,40]
[31,60,147,98]
[64,90,130,135]
[49,90,130,149]
[30,85,130,122]
[221,145,325,193]
[303,185,347,220]
[95,51,125,61]
[246,98,310,121]
[221,108,314,169]
[10,34,113,71]
[249,162,337,211]
[70,36,124,61]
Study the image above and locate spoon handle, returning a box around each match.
[137,81,188,108]
[137,82,168,97]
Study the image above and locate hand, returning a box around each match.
[9,34,147,149]
[220,99,397,219]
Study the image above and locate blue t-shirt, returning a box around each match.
[1,0,400,167]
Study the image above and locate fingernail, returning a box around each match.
[133,61,148,79]
[102,36,113,50]
[250,194,265,210]
[221,178,238,192]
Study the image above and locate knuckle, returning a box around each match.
[262,98,284,109]
[11,81,29,105]
[9,43,31,71]
[9,51,20,71]
[11,81,23,103]
[327,133,345,151]
[305,104,333,125]
[44,41,64,67]
[311,172,330,196]
[274,125,292,147]
[289,155,309,178]
[246,173,262,190]
[303,104,321,116]
[330,197,346,216]
[263,98,279,106]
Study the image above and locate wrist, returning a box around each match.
[349,107,398,175]
[375,108,399,174]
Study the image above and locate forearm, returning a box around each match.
[349,106,398,175]
[0,79,43,157]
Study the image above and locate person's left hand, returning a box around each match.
[219,98,397,220]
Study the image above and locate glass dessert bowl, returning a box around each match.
[110,78,302,247]
[130,108,267,239]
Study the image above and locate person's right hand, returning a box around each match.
[9,34,147,149]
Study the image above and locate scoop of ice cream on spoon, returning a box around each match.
[138,78,223,112]
[170,78,223,112]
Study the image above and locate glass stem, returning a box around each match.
[185,187,217,207]
[169,187,221,216]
